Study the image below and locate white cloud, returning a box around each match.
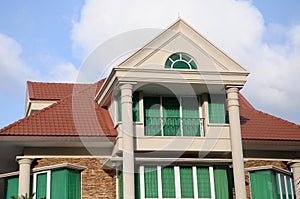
[71,0,300,124]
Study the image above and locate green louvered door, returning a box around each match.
[161,167,176,198]
[208,94,226,124]
[214,168,231,199]
[180,167,194,198]
[162,97,180,136]
[144,97,161,136]
[144,167,158,198]
[36,173,48,199]
[197,167,211,198]
[250,170,277,199]
[182,97,200,136]
[5,177,19,199]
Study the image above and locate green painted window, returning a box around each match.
[197,167,211,198]
[182,97,201,136]
[35,172,48,199]
[249,170,295,199]
[138,165,232,198]
[51,169,81,199]
[162,97,180,136]
[5,176,19,199]
[144,167,159,198]
[208,94,227,124]
[118,95,122,122]
[161,167,176,198]
[118,171,123,199]
[180,167,194,198]
[165,53,197,69]
[144,97,162,136]
[214,167,230,199]
[144,96,202,137]
[133,92,140,122]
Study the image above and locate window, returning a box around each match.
[143,96,203,136]
[133,165,233,199]
[4,168,81,199]
[208,94,227,124]
[249,169,295,199]
[165,53,197,69]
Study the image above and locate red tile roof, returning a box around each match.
[239,94,300,141]
[0,80,117,137]
[1,81,299,142]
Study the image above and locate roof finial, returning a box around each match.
[178,11,181,19]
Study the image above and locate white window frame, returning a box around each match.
[139,165,215,199]
[32,170,51,199]
[277,173,295,199]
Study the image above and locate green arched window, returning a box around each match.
[165,53,197,69]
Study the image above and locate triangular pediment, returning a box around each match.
[117,18,249,74]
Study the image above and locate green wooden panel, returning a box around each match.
[214,168,229,199]
[162,97,180,136]
[51,169,67,199]
[36,173,47,199]
[144,97,162,136]
[133,92,140,122]
[182,97,200,136]
[250,170,277,199]
[5,176,19,199]
[144,167,158,198]
[161,167,176,198]
[68,170,81,199]
[197,167,211,198]
[180,167,194,198]
[208,94,226,124]
[135,171,140,199]
[118,171,123,199]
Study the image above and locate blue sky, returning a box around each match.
[0,0,300,128]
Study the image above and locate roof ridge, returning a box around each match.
[0,81,102,135]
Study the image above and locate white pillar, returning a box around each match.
[17,158,33,197]
[226,87,247,199]
[292,163,300,199]
[120,83,135,199]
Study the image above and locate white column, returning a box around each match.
[226,87,247,199]
[17,158,33,197]
[120,83,135,199]
[291,163,300,199]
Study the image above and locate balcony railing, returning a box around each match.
[144,116,205,137]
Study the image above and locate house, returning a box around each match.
[0,19,300,199]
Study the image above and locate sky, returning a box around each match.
[0,0,300,128]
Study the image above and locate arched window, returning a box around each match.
[165,52,197,69]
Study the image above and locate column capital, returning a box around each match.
[119,81,136,89]
[226,86,240,94]
[17,158,33,165]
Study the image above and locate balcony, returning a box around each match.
[144,116,205,137]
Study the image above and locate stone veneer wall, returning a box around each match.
[244,160,289,199]
[33,158,116,199]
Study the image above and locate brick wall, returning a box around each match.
[33,158,116,199]
[244,160,289,199]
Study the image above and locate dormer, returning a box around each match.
[95,19,249,155]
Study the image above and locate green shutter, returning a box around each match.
[286,176,294,199]
[51,170,67,199]
[197,167,211,198]
[118,171,123,199]
[162,97,180,136]
[161,167,176,198]
[208,94,226,124]
[250,170,277,199]
[182,97,200,136]
[135,170,140,199]
[51,169,81,199]
[5,176,19,199]
[36,173,47,199]
[144,97,162,136]
[180,167,194,198]
[144,167,158,198]
[68,170,81,199]
[214,168,230,199]
[133,92,140,122]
